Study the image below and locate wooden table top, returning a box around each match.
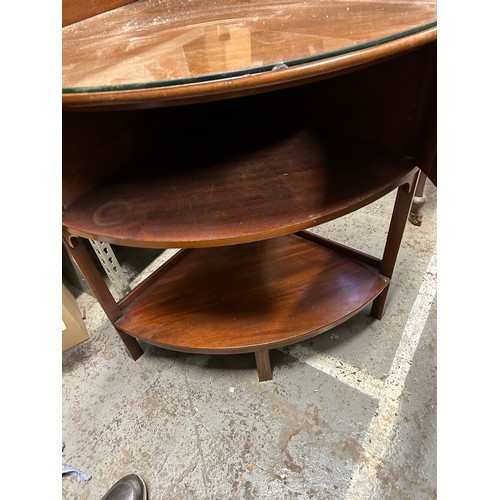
[62,0,436,108]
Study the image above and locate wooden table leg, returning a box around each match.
[371,171,418,319]
[255,350,273,381]
[63,234,144,360]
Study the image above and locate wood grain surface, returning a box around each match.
[62,128,415,248]
[62,0,436,109]
[116,234,389,353]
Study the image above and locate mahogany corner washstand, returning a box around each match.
[62,0,437,381]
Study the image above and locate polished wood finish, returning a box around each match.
[62,1,436,379]
[62,130,416,248]
[63,235,122,322]
[62,45,436,206]
[255,351,273,382]
[62,110,153,208]
[298,42,437,184]
[62,29,436,111]
[371,177,418,319]
[62,234,144,359]
[62,0,436,88]
[115,234,389,353]
[62,0,436,110]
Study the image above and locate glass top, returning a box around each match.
[62,0,437,94]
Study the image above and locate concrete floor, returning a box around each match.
[62,182,437,500]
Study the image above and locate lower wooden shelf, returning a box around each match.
[115,232,389,354]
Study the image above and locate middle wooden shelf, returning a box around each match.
[62,128,416,248]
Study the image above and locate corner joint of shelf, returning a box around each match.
[402,167,421,194]
[62,230,78,248]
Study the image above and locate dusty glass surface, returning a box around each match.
[62,0,437,93]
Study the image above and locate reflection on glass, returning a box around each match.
[62,0,437,92]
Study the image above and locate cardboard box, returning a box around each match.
[62,283,89,351]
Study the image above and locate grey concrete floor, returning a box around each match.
[62,182,437,500]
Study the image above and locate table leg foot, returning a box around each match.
[370,288,388,320]
[409,193,428,226]
[115,329,144,360]
[409,172,428,226]
[255,350,273,381]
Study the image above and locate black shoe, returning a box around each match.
[101,474,148,500]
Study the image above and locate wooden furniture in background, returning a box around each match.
[62,0,437,381]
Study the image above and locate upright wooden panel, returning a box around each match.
[296,45,435,161]
[62,110,160,208]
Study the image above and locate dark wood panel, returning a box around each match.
[296,44,436,159]
[62,128,415,247]
[116,234,389,353]
[62,110,161,208]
